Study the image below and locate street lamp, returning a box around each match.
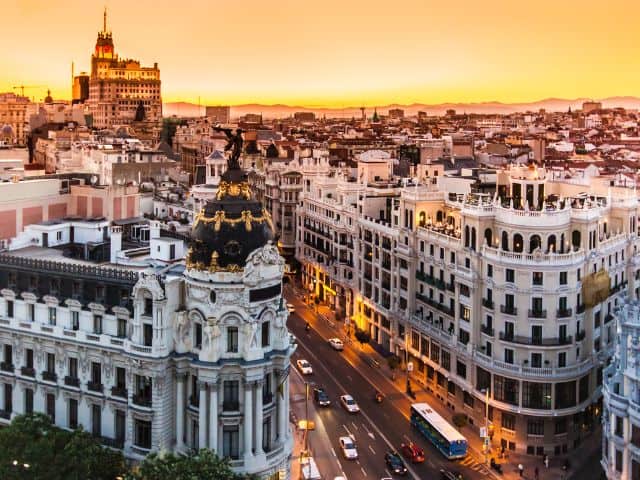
[481,388,490,465]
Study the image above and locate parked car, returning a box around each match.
[384,451,408,475]
[400,441,425,463]
[328,338,344,351]
[339,436,358,460]
[339,394,360,413]
[297,359,313,375]
[313,387,331,406]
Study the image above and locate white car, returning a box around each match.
[339,436,358,460]
[340,394,360,413]
[297,359,313,375]
[328,338,344,351]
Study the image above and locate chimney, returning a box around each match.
[110,225,122,264]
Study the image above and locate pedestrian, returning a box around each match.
[544,455,550,469]
[534,466,539,480]
[518,463,524,477]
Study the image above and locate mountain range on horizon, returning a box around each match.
[163,96,640,119]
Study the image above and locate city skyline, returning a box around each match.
[2,0,639,107]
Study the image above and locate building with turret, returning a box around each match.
[86,10,162,129]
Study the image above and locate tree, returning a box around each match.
[387,355,400,372]
[0,413,125,480]
[354,328,371,346]
[126,449,257,480]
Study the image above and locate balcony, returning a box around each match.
[0,362,14,373]
[481,325,495,336]
[132,394,152,407]
[20,366,35,377]
[64,376,80,387]
[528,309,547,319]
[499,332,572,346]
[482,299,494,309]
[87,381,103,393]
[223,401,240,412]
[556,308,573,319]
[500,305,518,316]
[111,386,128,398]
[42,371,57,382]
[100,436,125,449]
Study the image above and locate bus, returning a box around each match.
[410,402,468,460]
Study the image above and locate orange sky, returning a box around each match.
[1,0,639,107]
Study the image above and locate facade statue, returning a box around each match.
[203,320,222,360]
[213,126,244,170]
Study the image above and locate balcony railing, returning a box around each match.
[557,308,573,318]
[42,371,57,382]
[100,436,125,449]
[500,305,518,316]
[481,325,495,336]
[0,362,14,373]
[111,386,128,398]
[482,299,494,309]
[499,332,572,346]
[20,366,35,377]
[87,381,103,393]
[132,394,152,407]
[64,376,80,387]
[528,309,547,319]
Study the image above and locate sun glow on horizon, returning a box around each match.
[1,0,639,107]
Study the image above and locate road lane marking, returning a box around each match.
[428,460,435,467]
[331,447,337,457]
[403,434,411,442]
[364,425,375,439]
[385,469,392,476]
[343,424,353,436]
[360,466,367,477]
[351,421,359,431]
[368,445,376,455]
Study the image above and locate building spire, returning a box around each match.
[103,6,107,33]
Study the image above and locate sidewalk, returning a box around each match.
[294,291,602,480]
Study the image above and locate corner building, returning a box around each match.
[297,162,639,455]
[0,169,293,479]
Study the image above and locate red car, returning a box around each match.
[400,442,425,463]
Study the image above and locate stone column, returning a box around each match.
[176,374,185,450]
[277,377,286,442]
[284,376,290,440]
[198,382,208,449]
[208,383,218,452]
[255,381,264,454]
[243,381,253,458]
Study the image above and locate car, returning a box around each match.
[313,387,331,406]
[297,359,313,375]
[328,338,344,351]
[400,441,425,463]
[440,469,463,480]
[339,394,360,413]
[338,436,358,460]
[385,451,408,476]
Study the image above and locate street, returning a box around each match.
[287,288,490,480]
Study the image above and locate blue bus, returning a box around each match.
[410,402,468,459]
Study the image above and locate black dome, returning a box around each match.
[187,169,274,271]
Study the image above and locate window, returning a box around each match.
[527,419,544,436]
[143,324,153,347]
[68,357,78,379]
[463,391,474,407]
[261,321,270,347]
[616,449,623,473]
[25,388,33,414]
[227,327,238,353]
[71,311,79,331]
[28,304,35,322]
[115,367,126,389]
[459,329,470,345]
[91,362,101,385]
[117,318,127,338]
[558,352,567,368]
[506,269,515,283]
[46,393,56,422]
[522,382,551,409]
[560,272,567,285]
[488,264,493,278]
[223,426,240,459]
[615,416,624,437]
[531,353,542,368]
[48,307,56,326]
[69,399,78,429]
[441,350,450,371]
[26,349,34,368]
[504,349,514,364]
[223,380,239,410]
[6,300,13,318]
[494,375,519,405]
[195,323,202,349]
[115,410,126,443]
[3,384,11,414]
[532,272,543,285]
[46,352,55,374]
[632,424,640,448]
[92,404,101,436]
[555,419,567,435]
[502,413,516,430]
[3,344,11,365]
[144,298,153,316]
[134,419,152,449]
[93,315,103,334]
[456,360,467,379]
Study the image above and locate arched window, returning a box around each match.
[560,233,565,253]
[572,230,581,250]
[436,211,444,223]
[547,235,556,253]
[484,228,493,247]
[529,234,541,253]
[464,226,470,247]
[502,231,509,251]
[471,227,477,251]
[513,233,524,253]
[418,211,426,227]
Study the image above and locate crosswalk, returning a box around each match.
[458,455,490,475]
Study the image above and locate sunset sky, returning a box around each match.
[2,0,639,107]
